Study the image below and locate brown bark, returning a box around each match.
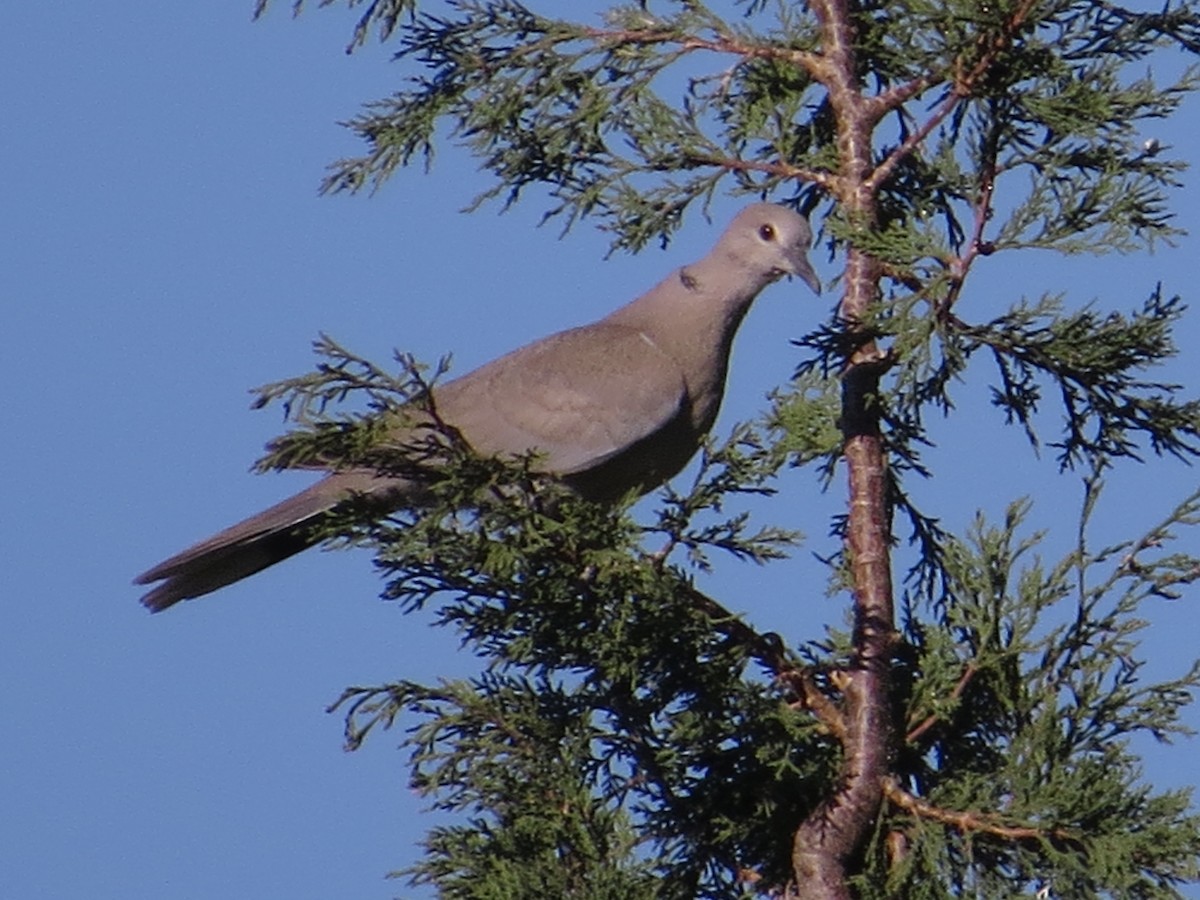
[789,2,896,895]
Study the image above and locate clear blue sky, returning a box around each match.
[4,4,1198,899]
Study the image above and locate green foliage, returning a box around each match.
[265,343,832,897]
[343,676,663,899]
[254,0,420,52]
[262,331,1200,896]
[964,287,1200,467]
[258,0,1198,256]
[885,490,1200,898]
[251,334,457,475]
[246,0,1200,896]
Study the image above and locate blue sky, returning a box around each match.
[4,4,1199,899]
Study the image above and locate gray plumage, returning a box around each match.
[135,203,820,611]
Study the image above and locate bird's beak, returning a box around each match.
[785,250,821,295]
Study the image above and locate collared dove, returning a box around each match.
[136,203,820,611]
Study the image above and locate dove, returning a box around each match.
[136,203,821,611]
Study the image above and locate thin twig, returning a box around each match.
[905,661,978,744]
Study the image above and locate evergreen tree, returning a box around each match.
[252,1,1200,896]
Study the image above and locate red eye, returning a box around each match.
[758,224,776,241]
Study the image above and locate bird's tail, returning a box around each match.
[134,472,391,612]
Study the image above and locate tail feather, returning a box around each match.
[135,471,399,612]
[136,529,318,612]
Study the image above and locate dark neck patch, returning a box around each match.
[678,266,699,291]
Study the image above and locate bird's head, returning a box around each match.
[726,202,822,295]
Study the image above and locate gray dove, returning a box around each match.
[136,203,820,611]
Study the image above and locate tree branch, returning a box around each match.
[882,777,1079,845]
[681,153,836,192]
[867,0,1037,218]
[680,582,847,736]
[905,661,978,745]
[790,3,896,897]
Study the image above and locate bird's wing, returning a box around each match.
[435,322,690,478]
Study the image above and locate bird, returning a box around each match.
[135,203,821,612]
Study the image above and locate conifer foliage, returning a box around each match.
[253,2,1200,896]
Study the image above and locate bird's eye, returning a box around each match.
[758,223,776,241]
